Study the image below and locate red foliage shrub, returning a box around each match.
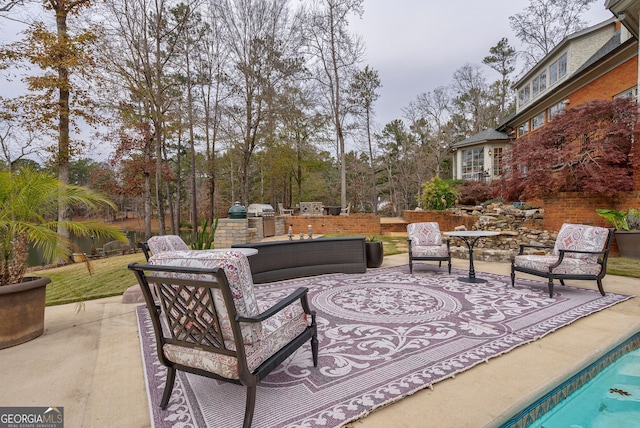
[500,98,639,199]
[456,180,493,205]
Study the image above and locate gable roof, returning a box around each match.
[498,27,636,130]
[453,129,511,149]
[515,17,617,87]
[575,30,622,74]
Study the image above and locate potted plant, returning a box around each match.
[0,166,126,349]
[596,208,640,260]
[365,236,384,268]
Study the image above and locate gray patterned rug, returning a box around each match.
[136,265,632,428]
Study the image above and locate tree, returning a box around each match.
[216,0,306,206]
[1,0,101,241]
[0,116,45,170]
[483,37,517,123]
[509,0,597,68]
[307,0,365,208]
[450,63,493,137]
[403,86,453,180]
[98,0,196,237]
[498,98,639,201]
[376,119,420,214]
[348,65,380,213]
[0,0,22,12]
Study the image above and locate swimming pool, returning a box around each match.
[500,332,640,427]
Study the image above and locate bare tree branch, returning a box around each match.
[0,0,23,12]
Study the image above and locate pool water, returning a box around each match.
[529,349,640,427]
[501,333,640,428]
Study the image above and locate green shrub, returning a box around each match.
[191,216,219,250]
[420,177,458,210]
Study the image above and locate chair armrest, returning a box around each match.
[556,248,608,261]
[236,287,312,323]
[518,244,553,255]
[548,248,609,270]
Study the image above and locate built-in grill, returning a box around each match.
[247,203,275,217]
[247,203,276,237]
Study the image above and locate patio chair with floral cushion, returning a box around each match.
[407,222,451,274]
[128,250,318,428]
[511,223,615,297]
[139,235,190,261]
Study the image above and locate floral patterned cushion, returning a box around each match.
[407,222,443,246]
[411,244,449,257]
[513,254,603,276]
[163,299,309,379]
[149,250,261,344]
[146,235,190,255]
[552,224,609,263]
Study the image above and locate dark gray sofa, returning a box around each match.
[232,237,367,284]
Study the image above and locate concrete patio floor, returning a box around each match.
[0,254,638,428]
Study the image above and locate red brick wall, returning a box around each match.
[283,213,381,236]
[567,56,638,107]
[541,192,640,231]
[403,210,477,231]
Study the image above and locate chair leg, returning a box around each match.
[597,279,606,296]
[409,258,413,274]
[447,258,451,274]
[160,367,176,409]
[548,277,554,298]
[311,334,319,367]
[510,264,516,287]
[243,385,257,428]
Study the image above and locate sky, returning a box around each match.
[349,0,614,131]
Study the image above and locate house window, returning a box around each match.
[550,53,567,84]
[614,86,638,100]
[517,121,529,137]
[492,147,503,177]
[549,101,566,119]
[532,112,545,130]
[461,147,485,180]
[532,70,547,97]
[518,85,531,106]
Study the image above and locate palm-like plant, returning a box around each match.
[0,166,127,286]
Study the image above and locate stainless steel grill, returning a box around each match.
[247,203,275,217]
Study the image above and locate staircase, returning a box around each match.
[380,217,408,235]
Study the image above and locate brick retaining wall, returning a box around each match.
[282,213,381,236]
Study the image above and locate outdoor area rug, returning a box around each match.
[136,265,632,428]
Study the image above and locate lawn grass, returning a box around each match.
[606,257,640,278]
[33,253,147,306]
[31,241,638,306]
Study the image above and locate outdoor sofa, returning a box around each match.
[232,237,367,284]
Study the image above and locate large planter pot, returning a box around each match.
[615,230,640,260]
[0,276,51,349]
[365,241,384,268]
[327,206,342,216]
